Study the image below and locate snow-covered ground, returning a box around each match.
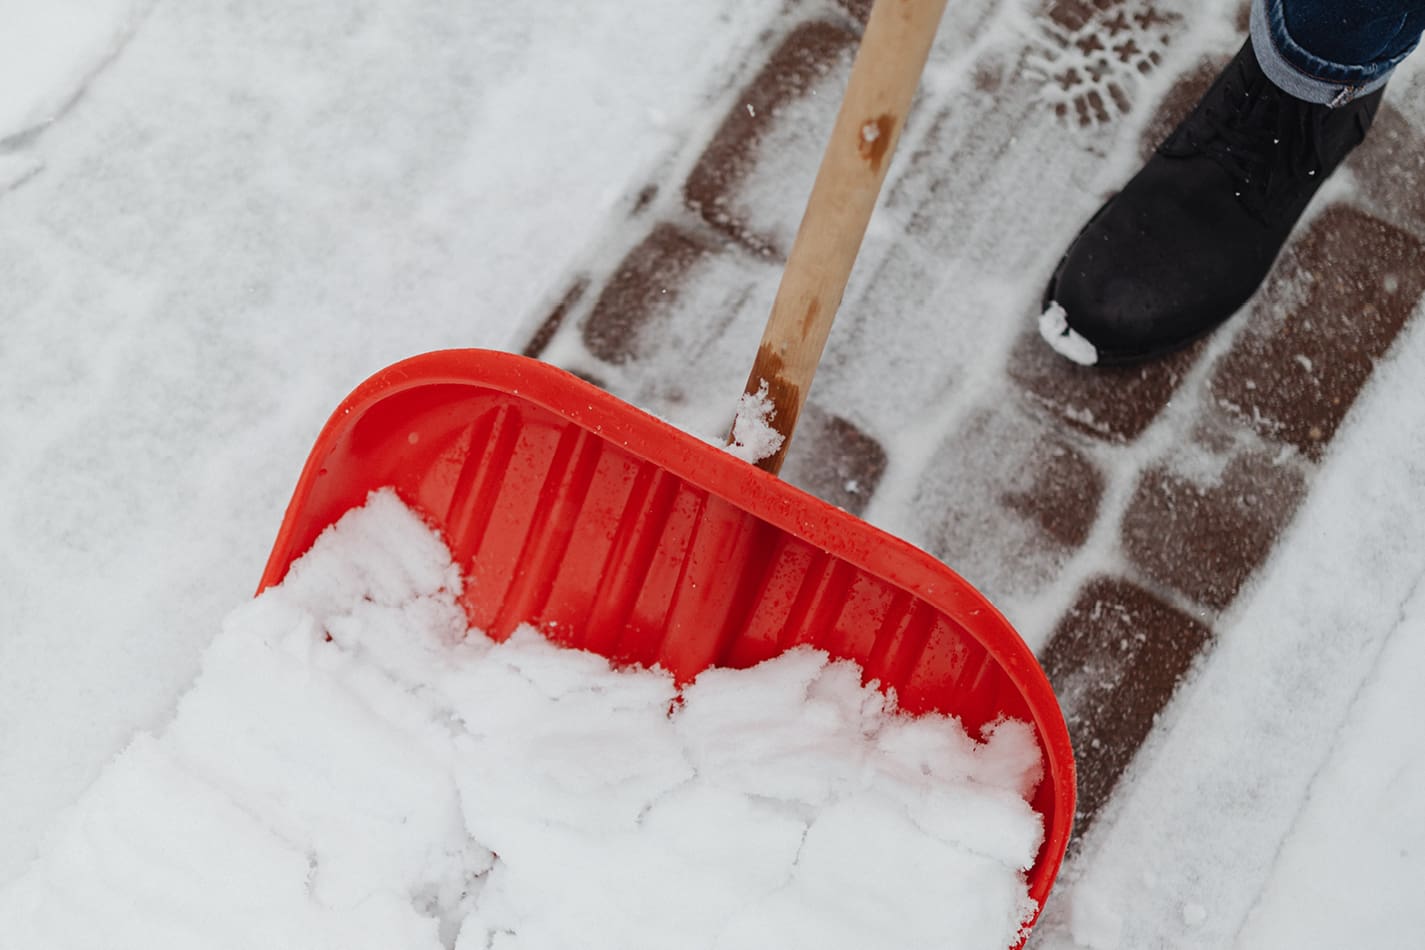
[2,0,1423,946]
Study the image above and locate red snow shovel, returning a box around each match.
[260,0,1073,937]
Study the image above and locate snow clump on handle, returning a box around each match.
[726,378,786,464]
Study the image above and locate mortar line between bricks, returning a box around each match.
[1012,294,1281,641]
[1019,445,1202,648]
[867,276,1251,647]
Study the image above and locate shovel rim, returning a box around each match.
[260,347,1074,917]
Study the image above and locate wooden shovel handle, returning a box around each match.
[742,0,949,475]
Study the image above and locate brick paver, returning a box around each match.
[1039,577,1213,834]
[1211,206,1425,459]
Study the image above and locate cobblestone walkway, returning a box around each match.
[517,0,1425,858]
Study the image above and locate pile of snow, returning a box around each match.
[0,490,1045,950]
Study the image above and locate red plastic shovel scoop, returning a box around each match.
[260,0,1074,935]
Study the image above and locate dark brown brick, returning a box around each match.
[1210,205,1425,460]
[918,403,1104,607]
[1039,576,1214,835]
[1002,442,1103,550]
[780,406,887,516]
[1006,326,1202,442]
[1121,447,1307,609]
[581,224,719,365]
[683,20,859,256]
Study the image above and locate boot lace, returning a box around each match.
[1172,57,1331,221]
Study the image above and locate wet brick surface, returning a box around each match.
[522,278,589,359]
[780,407,888,517]
[581,223,720,365]
[1121,446,1308,610]
[1210,205,1425,460]
[1040,576,1214,834]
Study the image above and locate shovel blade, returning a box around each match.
[259,349,1074,921]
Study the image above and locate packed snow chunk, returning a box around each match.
[0,0,137,142]
[725,378,785,463]
[451,637,1046,950]
[0,489,1044,950]
[1038,302,1099,366]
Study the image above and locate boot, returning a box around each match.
[1040,38,1385,366]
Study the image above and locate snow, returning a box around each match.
[0,490,1044,949]
[0,0,136,143]
[3,0,1424,946]
[1038,302,1099,366]
[0,151,42,190]
[1236,576,1425,947]
[725,379,786,464]
[1030,312,1425,948]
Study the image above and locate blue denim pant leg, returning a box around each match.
[1251,0,1425,104]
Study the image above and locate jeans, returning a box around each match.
[1251,0,1425,103]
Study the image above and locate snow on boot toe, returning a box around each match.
[1039,303,1099,366]
[1038,38,1384,366]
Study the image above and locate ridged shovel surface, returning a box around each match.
[259,348,1075,919]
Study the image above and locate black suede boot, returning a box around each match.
[1040,38,1385,366]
